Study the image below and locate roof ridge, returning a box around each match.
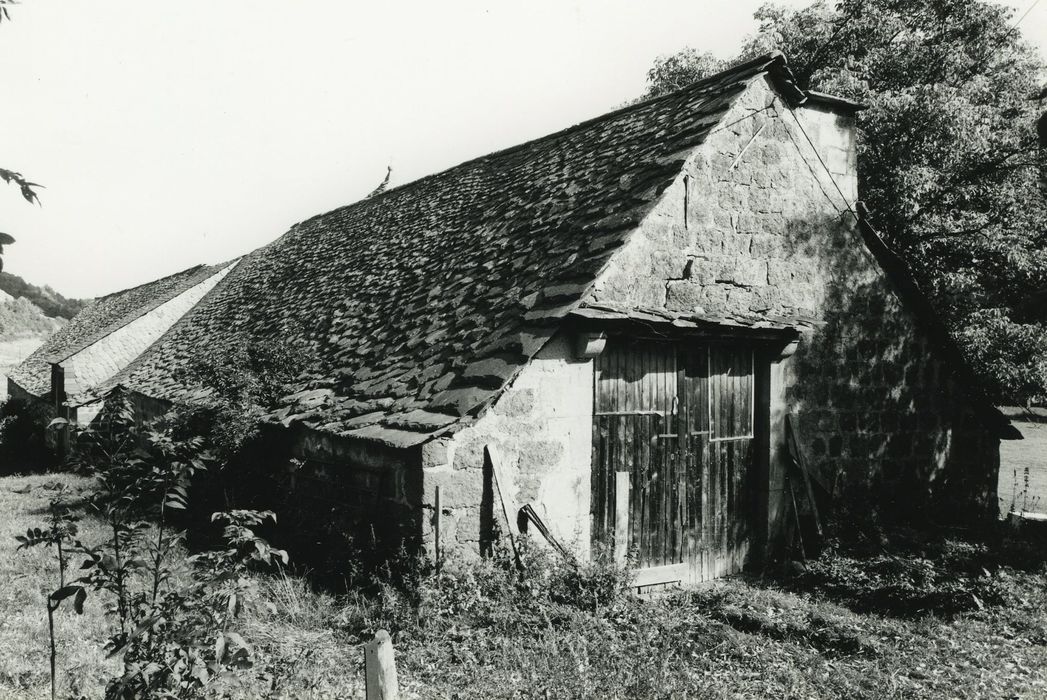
[93,54,808,441]
[290,52,791,232]
[85,257,246,401]
[46,260,237,365]
[94,263,208,302]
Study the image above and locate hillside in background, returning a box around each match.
[0,292,65,341]
[0,273,85,398]
[0,272,86,320]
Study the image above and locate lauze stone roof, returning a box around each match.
[94,53,810,447]
[9,264,229,397]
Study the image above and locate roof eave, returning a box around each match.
[569,307,810,344]
[804,90,868,113]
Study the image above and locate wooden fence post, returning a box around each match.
[434,484,441,571]
[485,444,521,570]
[615,471,630,563]
[364,629,398,700]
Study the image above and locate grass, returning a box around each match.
[2,472,1047,698]
[0,474,116,699]
[999,419,1047,516]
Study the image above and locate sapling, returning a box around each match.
[62,391,150,637]
[16,487,79,585]
[15,486,84,700]
[102,509,287,699]
[77,409,286,698]
[41,392,289,697]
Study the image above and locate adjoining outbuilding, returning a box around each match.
[17,53,1019,586]
[7,262,235,422]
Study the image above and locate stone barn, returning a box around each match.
[25,53,1019,586]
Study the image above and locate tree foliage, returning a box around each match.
[646,49,727,97]
[645,0,1047,405]
[0,271,87,319]
[178,337,306,461]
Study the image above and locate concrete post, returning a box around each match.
[364,630,398,700]
[765,355,791,559]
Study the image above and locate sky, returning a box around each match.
[2,1,1046,299]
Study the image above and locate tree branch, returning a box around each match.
[0,167,42,205]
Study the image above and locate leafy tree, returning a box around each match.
[645,0,1047,405]
[646,49,727,97]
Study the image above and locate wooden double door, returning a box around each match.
[591,338,756,585]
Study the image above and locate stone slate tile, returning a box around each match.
[9,263,231,397]
[91,53,805,444]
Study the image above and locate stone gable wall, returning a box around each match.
[591,77,864,318]
[589,76,999,521]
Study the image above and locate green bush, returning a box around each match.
[545,544,634,612]
[787,538,1014,617]
[0,397,58,474]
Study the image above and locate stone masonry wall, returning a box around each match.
[590,75,998,521]
[282,76,1000,573]
[213,425,422,577]
[287,428,420,550]
[61,263,235,396]
[592,77,862,318]
[420,333,594,561]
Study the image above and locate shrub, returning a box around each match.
[545,544,634,612]
[22,396,289,698]
[176,336,310,462]
[787,538,1013,617]
[0,397,58,473]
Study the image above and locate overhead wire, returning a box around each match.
[784,103,860,222]
[775,0,1044,234]
[1015,0,1043,28]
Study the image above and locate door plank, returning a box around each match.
[594,340,758,582]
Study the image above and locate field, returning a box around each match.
[2,472,1047,699]
[0,336,47,400]
[998,418,1047,516]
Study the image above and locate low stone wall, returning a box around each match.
[279,427,422,573]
